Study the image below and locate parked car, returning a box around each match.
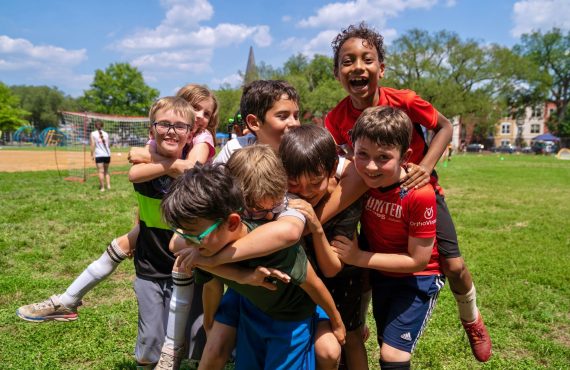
[495,144,516,153]
[466,143,484,152]
[521,146,533,154]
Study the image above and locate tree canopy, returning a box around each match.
[0,82,29,133]
[80,63,159,116]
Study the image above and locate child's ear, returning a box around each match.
[378,63,385,79]
[245,114,261,133]
[149,127,155,140]
[401,148,413,165]
[226,213,242,231]
[329,159,339,179]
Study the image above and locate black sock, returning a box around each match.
[379,359,411,370]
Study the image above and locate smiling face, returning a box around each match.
[191,96,215,134]
[150,109,191,158]
[336,37,385,110]
[353,137,410,189]
[249,95,300,151]
[288,172,332,207]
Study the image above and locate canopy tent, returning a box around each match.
[532,133,560,141]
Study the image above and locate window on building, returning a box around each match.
[501,123,511,134]
[501,140,510,146]
[532,105,543,118]
[531,124,540,134]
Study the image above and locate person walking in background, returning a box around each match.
[90,120,111,192]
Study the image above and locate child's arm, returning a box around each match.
[402,112,452,190]
[315,161,368,225]
[194,215,305,267]
[202,279,224,335]
[332,234,434,273]
[89,133,95,160]
[127,143,210,183]
[300,262,346,345]
[289,198,343,277]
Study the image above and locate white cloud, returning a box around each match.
[0,35,86,65]
[160,0,213,28]
[282,15,292,22]
[297,0,437,29]
[511,0,570,37]
[131,49,212,72]
[211,73,243,88]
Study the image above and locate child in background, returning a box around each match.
[321,23,491,362]
[332,106,445,370]
[90,120,112,192]
[163,149,345,369]
[281,125,368,369]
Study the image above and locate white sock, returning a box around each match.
[452,283,479,323]
[60,239,127,308]
[164,271,194,350]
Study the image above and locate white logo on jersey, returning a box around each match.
[400,332,412,341]
[424,206,434,220]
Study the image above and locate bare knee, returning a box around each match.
[380,343,410,363]
[315,321,341,370]
[441,256,466,279]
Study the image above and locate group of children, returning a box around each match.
[16,23,492,370]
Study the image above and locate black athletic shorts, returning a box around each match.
[435,189,461,258]
[95,156,111,164]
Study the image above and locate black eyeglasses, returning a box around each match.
[153,121,191,135]
[243,196,289,220]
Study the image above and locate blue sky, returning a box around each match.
[1,0,569,97]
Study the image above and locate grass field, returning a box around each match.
[1,154,569,369]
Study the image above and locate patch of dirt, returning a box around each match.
[0,150,130,172]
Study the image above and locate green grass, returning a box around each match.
[1,154,569,369]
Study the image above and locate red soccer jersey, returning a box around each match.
[360,182,441,277]
[325,86,438,167]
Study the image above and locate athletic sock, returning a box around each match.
[379,360,411,370]
[59,239,127,308]
[163,270,194,350]
[452,283,479,323]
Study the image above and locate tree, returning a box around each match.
[0,82,29,132]
[10,85,80,130]
[515,28,570,136]
[383,29,519,142]
[214,85,242,132]
[81,63,159,116]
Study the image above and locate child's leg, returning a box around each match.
[103,162,111,189]
[344,327,368,370]
[314,320,341,370]
[435,191,491,362]
[134,277,170,366]
[198,322,236,370]
[96,162,105,190]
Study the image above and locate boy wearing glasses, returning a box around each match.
[127,96,197,368]
[164,146,345,370]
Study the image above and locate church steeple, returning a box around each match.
[244,46,259,85]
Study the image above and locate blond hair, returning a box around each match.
[149,96,195,128]
[226,145,287,210]
[176,84,220,143]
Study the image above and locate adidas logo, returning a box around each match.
[400,332,412,341]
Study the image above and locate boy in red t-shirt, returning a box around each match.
[332,106,444,370]
[320,23,491,363]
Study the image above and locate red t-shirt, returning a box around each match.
[325,86,438,167]
[360,182,441,277]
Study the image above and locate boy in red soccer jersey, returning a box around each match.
[331,106,444,370]
[320,23,491,363]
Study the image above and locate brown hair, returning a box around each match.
[279,125,337,180]
[149,96,195,128]
[176,84,220,143]
[226,144,287,210]
[350,106,412,156]
[332,22,385,77]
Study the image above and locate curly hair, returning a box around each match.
[332,22,385,77]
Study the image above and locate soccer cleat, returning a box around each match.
[16,295,80,322]
[462,312,492,362]
[154,345,184,370]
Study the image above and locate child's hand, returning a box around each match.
[402,163,430,190]
[289,198,322,234]
[243,266,291,291]
[175,248,203,274]
[332,319,347,345]
[331,235,360,265]
[128,147,151,164]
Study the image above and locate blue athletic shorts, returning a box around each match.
[215,289,317,370]
[371,273,445,353]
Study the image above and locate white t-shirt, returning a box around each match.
[91,130,110,158]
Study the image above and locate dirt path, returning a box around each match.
[0,149,130,172]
